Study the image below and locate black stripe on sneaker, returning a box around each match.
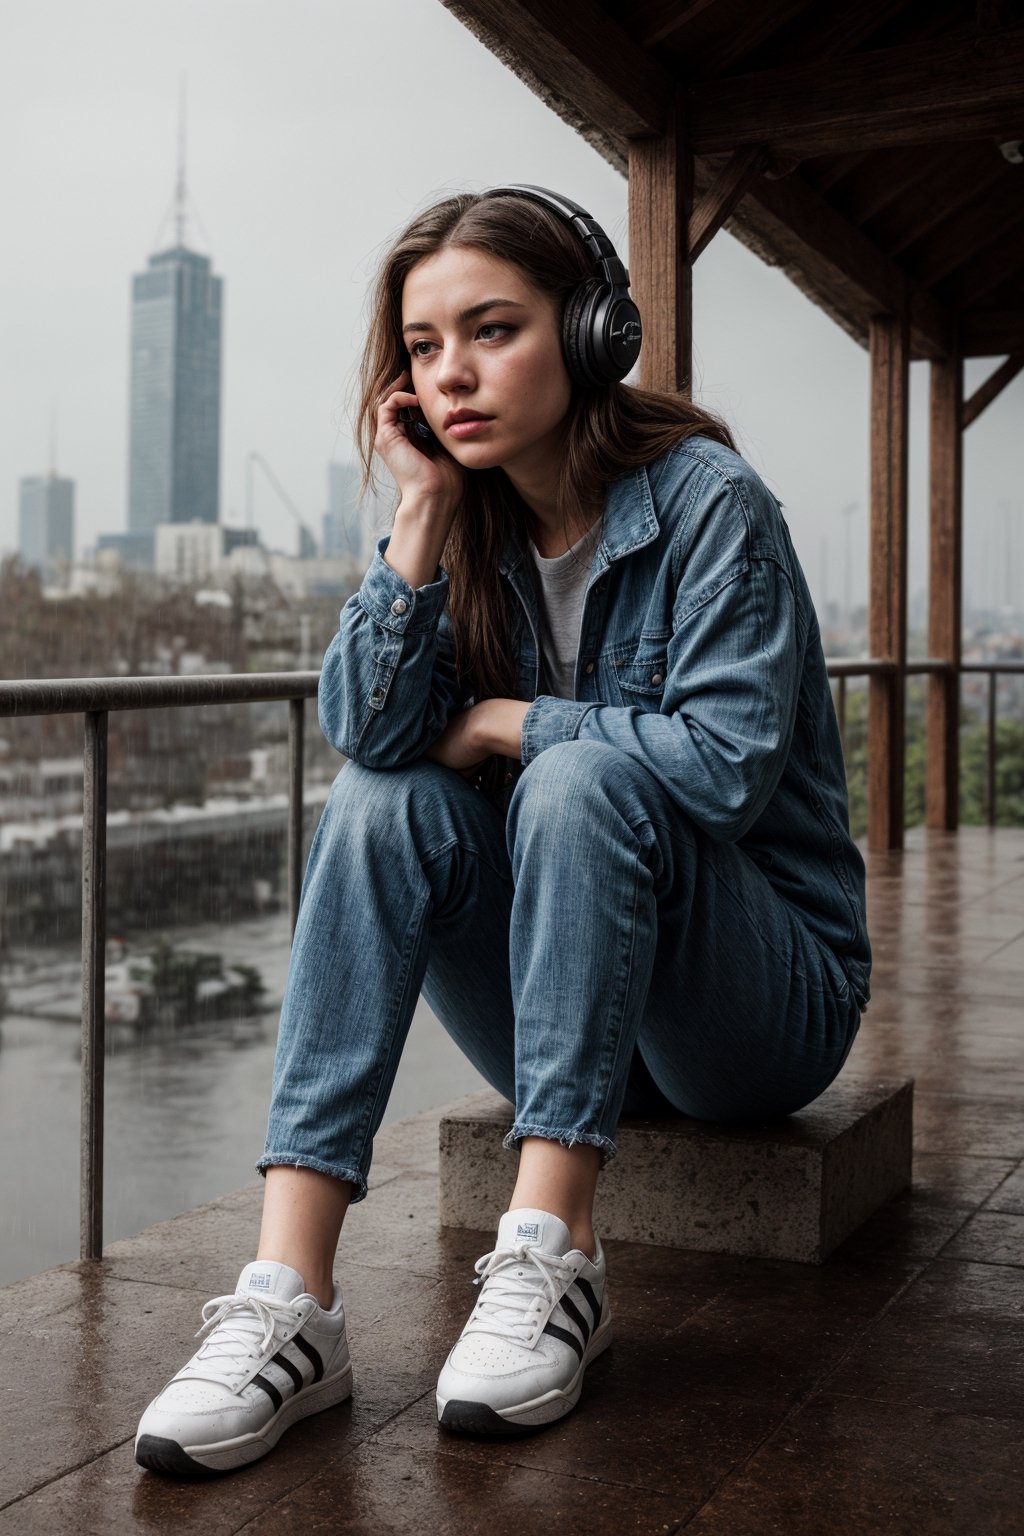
[272,1350,304,1394]
[573,1277,602,1331]
[251,1373,283,1413]
[543,1320,584,1362]
[560,1294,591,1346]
[291,1332,324,1382]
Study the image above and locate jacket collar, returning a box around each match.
[498,464,659,578]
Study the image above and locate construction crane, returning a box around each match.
[245,452,318,559]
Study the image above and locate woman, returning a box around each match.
[135,186,870,1477]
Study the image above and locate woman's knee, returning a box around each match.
[317,757,465,852]
[507,739,679,849]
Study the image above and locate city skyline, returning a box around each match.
[2,0,1022,618]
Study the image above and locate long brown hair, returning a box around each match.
[356,191,736,758]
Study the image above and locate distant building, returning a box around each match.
[18,473,74,579]
[322,462,369,563]
[155,521,225,583]
[96,531,155,570]
[154,522,263,583]
[127,244,223,544]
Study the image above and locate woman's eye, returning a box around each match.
[409,340,437,358]
[477,323,513,341]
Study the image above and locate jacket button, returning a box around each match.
[371,687,383,700]
[651,673,663,686]
[585,662,595,675]
[390,599,408,616]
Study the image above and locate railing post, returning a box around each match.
[837,675,847,752]
[987,671,997,827]
[288,697,305,938]
[81,710,107,1261]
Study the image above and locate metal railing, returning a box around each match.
[0,672,319,1261]
[1,657,1021,1261]
[825,658,1024,826]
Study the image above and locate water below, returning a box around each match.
[0,914,487,1288]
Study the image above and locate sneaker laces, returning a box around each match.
[467,1243,575,1342]
[186,1292,303,1380]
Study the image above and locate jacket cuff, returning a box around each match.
[357,536,450,635]
[521,695,598,763]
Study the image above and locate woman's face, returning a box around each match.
[401,246,572,481]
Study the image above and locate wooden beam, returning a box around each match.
[872,156,1005,258]
[908,182,1024,289]
[745,169,952,357]
[960,308,1024,354]
[686,29,1024,158]
[688,146,769,262]
[948,225,1024,310]
[868,310,910,851]
[926,349,963,831]
[442,0,670,139]
[963,353,1024,426]
[629,96,693,395]
[631,0,718,50]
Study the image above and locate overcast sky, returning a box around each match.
[2,0,1021,617]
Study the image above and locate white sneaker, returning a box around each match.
[135,1260,352,1477]
[436,1207,612,1436]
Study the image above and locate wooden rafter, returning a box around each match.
[745,171,952,356]
[962,309,1024,354]
[687,30,1024,157]
[946,224,1024,309]
[688,146,769,263]
[963,353,1024,426]
[906,181,1024,288]
[443,0,669,138]
[877,159,1006,260]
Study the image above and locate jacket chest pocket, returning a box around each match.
[612,642,668,709]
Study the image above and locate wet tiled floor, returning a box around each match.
[2,827,1022,1533]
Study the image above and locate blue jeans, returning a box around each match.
[258,741,860,1202]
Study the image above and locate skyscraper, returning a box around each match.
[19,472,74,580]
[322,462,364,562]
[126,95,223,550]
[127,245,223,540]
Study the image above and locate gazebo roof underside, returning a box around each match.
[443,0,1024,359]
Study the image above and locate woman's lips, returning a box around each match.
[446,416,494,439]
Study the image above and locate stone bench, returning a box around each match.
[438,1077,913,1265]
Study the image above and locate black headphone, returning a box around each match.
[483,184,643,388]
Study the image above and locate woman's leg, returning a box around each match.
[255,757,520,1279]
[498,738,859,1152]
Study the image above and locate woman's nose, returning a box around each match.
[435,343,475,393]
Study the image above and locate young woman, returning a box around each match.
[135,186,870,1477]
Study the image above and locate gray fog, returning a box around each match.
[2,0,1021,617]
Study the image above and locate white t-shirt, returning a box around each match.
[527,518,604,699]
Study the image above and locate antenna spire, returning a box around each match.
[175,72,187,248]
[49,401,57,476]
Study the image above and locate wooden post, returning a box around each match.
[926,346,963,829]
[628,93,693,395]
[867,311,910,851]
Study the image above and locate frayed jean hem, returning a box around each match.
[255,1153,368,1205]
[501,1124,617,1168]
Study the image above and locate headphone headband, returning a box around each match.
[481,183,642,386]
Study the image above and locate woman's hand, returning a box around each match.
[374,370,464,520]
[423,699,531,777]
[423,705,492,779]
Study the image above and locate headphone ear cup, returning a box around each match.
[562,280,603,387]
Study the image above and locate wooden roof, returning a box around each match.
[442,0,1024,358]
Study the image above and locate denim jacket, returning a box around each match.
[319,436,871,1009]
